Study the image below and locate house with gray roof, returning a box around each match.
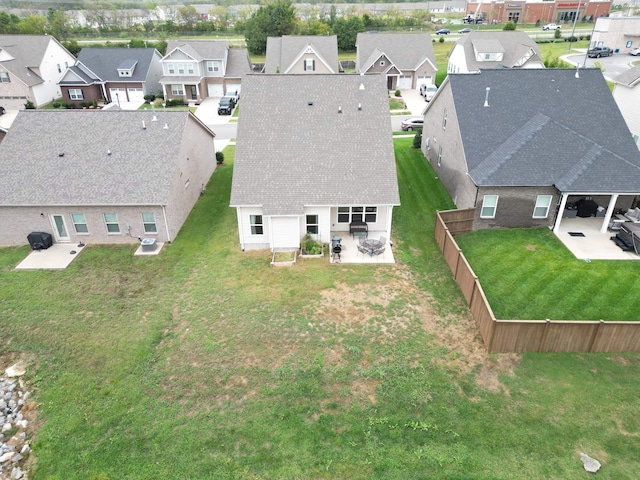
[612,64,640,150]
[0,34,76,109]
[230,74,400,252]
[0,110,216,247]
[355,32,437,90]
[160,40,252,103]
[263,35,340,74]
[421,68,640,233]
[58,48,163,107]
[447,31,544,74]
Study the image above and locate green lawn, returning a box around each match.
[455,228,640,322]
[2,140,640,479]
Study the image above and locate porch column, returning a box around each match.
[553,193,569,233]
[600,194,618,233]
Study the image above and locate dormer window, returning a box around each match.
[117,60,137,78]
[304,59,315,71]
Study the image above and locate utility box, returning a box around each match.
[140,238,157,252]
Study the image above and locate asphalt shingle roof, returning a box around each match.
[612,64,640,87]
[0,34,66,87]
[356,32,435,73]
[264,35,339,74]
[230,74,400,215]
[164,40,251,77]
[454,31,543,71]
[76,48,159,83]
[449,69,640,192]
[0,110,208,206]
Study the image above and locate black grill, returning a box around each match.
[27,232,53,250]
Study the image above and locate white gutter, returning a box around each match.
[162,205,171,243]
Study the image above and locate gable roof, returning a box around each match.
[454,31,544,71]
[0,34,72,87]
[0,110,214,206]
[75,48,160,82]
[447,69,640,193]
[165,40,228,61]
[230,74,400,215]
[356,32,436,73]
[264,35,339,74]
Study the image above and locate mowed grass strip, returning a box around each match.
[1,141,640,479]
[455,228,640,321]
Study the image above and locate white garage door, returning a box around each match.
[207,83,224,98]
[225,83,241,95]
[127,88,144,102]
[417,75,433,87]
[109,88,126,104]
[398,75,412,89]
[270,217,300,251]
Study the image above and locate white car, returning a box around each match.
[542,23,561,31]
[629,48,640,56]
[420,84,438,102]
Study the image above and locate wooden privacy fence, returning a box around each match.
[435,209,640,353]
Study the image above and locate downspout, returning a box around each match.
[553,193,568,233]
[162,205,171,243]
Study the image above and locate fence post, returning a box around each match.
[588,320,605,353]
[538,319,551,352]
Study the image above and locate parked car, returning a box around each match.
[587,46,613,58]
[436,29,450,35]
[629,48,640,56]
[458,27,472,34]
[542,23,561,31]
[401,117,424,131]
[225,90,240,104]
[0,106,5,116]
[218,96,235,115]
[422,84,438,102]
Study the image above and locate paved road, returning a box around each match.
[564,51,636,79]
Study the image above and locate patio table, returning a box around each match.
[362,238,382,255]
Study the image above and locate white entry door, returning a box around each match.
[50,214,70,242]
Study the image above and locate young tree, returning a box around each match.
[177,5,199,30]
[333,15,365,52]
[244,0,297,55]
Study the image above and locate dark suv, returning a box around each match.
[217,96,235,115]
[587,46,613,58]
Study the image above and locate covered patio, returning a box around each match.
[555,217,640,261]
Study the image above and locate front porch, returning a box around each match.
[555,217,640,261]
[329,231,395,264]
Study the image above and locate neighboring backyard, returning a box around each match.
[1,139,639,479]
[455,228,640,322]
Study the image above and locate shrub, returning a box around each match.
[144,93,156,103]
[394,89,401,97]
[164,98,185,107]
[413,132,422,149]
[24,100,35,109]
[64,102,75,109]
[439,36,445,43]
[301,233,323,255]
[216,151,224,165]
[555,29,562,39]
[93,99,98,108]
[52,101,62,109]
[503,21,516,31]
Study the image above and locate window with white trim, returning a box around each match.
[177,63,185,74]
[207,61,220,72]
[187,63,194,74]
[442,108,448,129]
[337,206,377,224]
[71,213,88,233]
[306,214,319,234]
[250,215,263,235]
[480,195,498,219]
[69,89,83,100]
[171,84,184,95]
[437,146,443,167]
[533,195,553,218]
[0,72,10,83]
[142,213,157,233]
[167,63,175,74]
[103,213,120,234]
[304,59,315,71]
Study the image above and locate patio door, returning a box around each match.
[50,214,70,242]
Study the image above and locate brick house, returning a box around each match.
[421,68,640,233]
[0,110,216,246]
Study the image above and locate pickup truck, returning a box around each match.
[587,46,613,58]
[542,23,561,31]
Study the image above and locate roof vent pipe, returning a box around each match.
[358,103,362,111]
[338,106,342,113]
[483,87,490,107]
[142,120,146,129]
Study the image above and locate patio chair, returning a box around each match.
[378,236,387,247]
[373,246,385,261]
[357,244,369,259]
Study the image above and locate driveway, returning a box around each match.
[195,97,233,125]
[564,51,636,80]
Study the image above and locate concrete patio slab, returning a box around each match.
[556,217,640,261]
[329,231,395,264]
[15,243,86,270]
